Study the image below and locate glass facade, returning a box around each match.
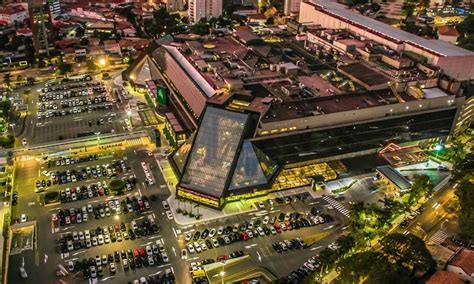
[180,107,250,198]
[229,141,278,190]
[253,109,457,164]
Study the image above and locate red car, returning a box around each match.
[139,247,146,257]
[241,231,249,241]
[133,249,140,257]
[273,223,281,233]
[217,255,228,262]
[285,221,292,230]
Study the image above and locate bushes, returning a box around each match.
[109,179,125,192]
[0,135,14,148]
[45,191,60,203]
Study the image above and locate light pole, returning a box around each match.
[220,266,225,284]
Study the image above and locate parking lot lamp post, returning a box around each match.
[220,266,225,284]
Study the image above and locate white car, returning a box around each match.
[185,233,192,242]
[97,235,104,245]
[217,226,224,235]
[209,228,217,238]
[187,244,195,254]
[20,214,27,223]
[165,210,173,220]
[181,249,187,260]
[212,238,220,248]
[194,242,202,253]
[263,216,269,225]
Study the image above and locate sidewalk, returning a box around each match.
[166,193,257,227]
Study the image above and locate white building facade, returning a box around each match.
[188,0,222,23]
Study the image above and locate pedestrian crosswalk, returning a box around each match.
[127,138,143,146]
[322,196,350,218]
[429,230,449,245]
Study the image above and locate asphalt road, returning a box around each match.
[395,182,456,242]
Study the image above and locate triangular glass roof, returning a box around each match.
[180,107,249,198]
[229,141,278,190]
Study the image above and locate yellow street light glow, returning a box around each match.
[99,57,107,66]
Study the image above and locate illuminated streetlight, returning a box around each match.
[98,57,107,67]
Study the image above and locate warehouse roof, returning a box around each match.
[307,0,474,57]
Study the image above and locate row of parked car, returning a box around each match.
[184,211,332,255]
[72,239,171,281]
[59,177,135,203]
[283,255,322,283]
[37,103,113,120]
[48,159,130,186]
[60,95,109,109]
[40,76,95,95]
[47,154,99,168]
[271,238,308,253]
[54,195,152,227]
[59,215,159,253]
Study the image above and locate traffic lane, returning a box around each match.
[396,185,454,234]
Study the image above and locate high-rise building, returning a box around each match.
[283,0,301,16]
[188,0,222,23]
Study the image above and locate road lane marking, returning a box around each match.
[256,251,262,261]
[72,250,86,256]
[172,246,177,257]
[28,202,36,206]
[311,246,322,251]
[172,228,178,238]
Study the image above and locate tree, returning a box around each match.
[402,3,416,17]
[190,22,210,35]
[319,247,339,273]
[3,73,12,88]
[80,37,89,46]
[380,233,435,277]
[57,62,73,75]
[335,235,356,256]
[23,37,35,65]
[455,179,474,241]
[349,202,393,245]
[336,251,411,284]
[408,174,434,205]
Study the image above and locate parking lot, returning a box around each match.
[22,75,133,145]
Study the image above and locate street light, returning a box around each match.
[98,57,107,67]
[220,270,225,284]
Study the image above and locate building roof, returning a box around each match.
[180,107,251,198]
[306,0,473,57]
[426,271,464,284]
[152,46,208,117]
[437,26,460,37]
[376,165,411,191]
[448,248,474,276]
[165,112,184,133]
[338,63,391,87]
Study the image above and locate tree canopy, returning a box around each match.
[336,251,411,284]
[380,233,435,276]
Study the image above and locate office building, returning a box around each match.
[188,0,222,23]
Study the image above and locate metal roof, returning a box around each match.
[376,165,411,191]
[307,0,474,57]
